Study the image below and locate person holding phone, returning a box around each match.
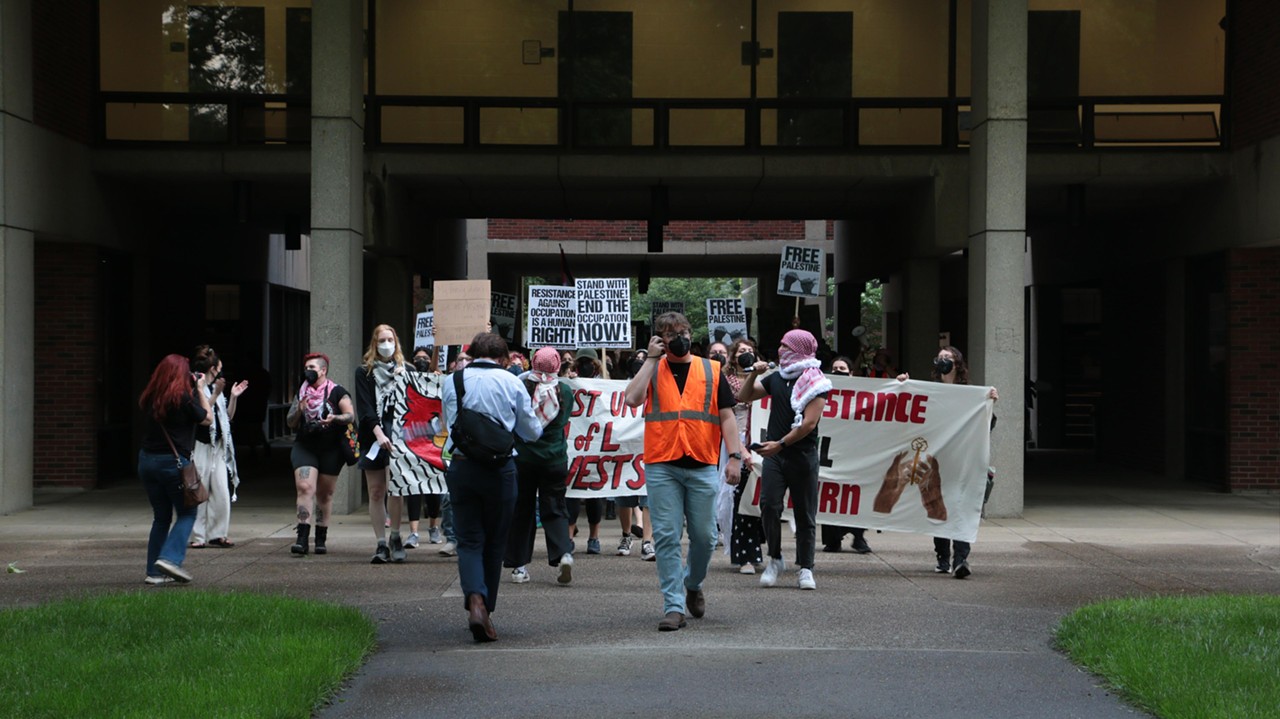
[724,338,765,573]
[736,329,832,591]
[624,311,746,632]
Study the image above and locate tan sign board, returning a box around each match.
[433,279,491,346]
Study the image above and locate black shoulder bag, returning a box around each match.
[450,367,515,468]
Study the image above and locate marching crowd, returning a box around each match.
[136,311,996,640]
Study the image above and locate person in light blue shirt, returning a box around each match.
[440,331,543,642]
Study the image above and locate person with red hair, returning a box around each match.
[137,353,213,584]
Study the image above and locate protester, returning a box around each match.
[504,347,576,585]
[188,345,246,549]
[441,331,543,642]
[830,355,854,376]
[897,346,998,579]
[616,349,655,560]
[737,329,832,590]
[864,349,894,379]
[137,354,212,584]
[356,324,418,563]
[286,352,354,556]
[821,354,872,554]
[624,311,746,631]
[724,338,764,573]
[405,346,444,547]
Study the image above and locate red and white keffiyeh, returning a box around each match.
[526,347,563,428]
[777,329,831,428]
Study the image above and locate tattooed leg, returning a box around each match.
[297,506,311,522]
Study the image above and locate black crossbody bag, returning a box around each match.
[450,366,515,468]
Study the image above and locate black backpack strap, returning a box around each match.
[453,368,467,408]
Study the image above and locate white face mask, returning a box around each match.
[377,341,395,359]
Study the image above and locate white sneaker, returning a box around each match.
[438,541,457,557]
[616,536,633,556]
[737,563,756,575]
[403,532,420,549]
[510,566,530,583]
[143,575,174,586]
[153,558,191,583]
[759,557,784,587]
[557,553,574,585]
[427,526,444,544]
[798,568,816,590]
[640,540,656,561]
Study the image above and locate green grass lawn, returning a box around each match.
[1056,594,1280,719]
[0,590,376,719]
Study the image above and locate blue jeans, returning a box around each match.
[644,461,719,615]
[446,457,518,613]
[138,449,198,577]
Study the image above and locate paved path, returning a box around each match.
[2,453,1276,718]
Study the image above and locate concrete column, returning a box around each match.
[310,0,365,516]
[904,259,940,378]
[968,0,1026,517]
[0,0,34,513]
[1164,259,1186,481]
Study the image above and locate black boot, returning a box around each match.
[933,537,951,573]
[314,526,328,555]
[291,523,310,555]
[851,528,872,554]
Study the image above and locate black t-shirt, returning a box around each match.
[659,359,736,468]
[297,384,351,448]
[141,392,208,457]
[762,372,826,452]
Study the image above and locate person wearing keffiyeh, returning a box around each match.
[736,328,832,591]
[503,346,577,587]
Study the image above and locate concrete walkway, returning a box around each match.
[1,452,1276,718]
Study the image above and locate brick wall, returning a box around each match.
[1231,0,1280,147]
[1226,247,1280,490]
[34,243,102,489]
[32,0,95,144]
[488,219,820,242]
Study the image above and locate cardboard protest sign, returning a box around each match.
[706,297,748,346]
[777,244,824,297]
[433,280,490,346]
[575,278,631,348]
[526,285,577,348]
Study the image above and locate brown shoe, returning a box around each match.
[467,594,497,642]
[657,611,687,631]
[686,588,705,618]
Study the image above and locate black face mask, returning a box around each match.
[667,335,691,358]
[934,358,955,375]
[303,369,319,385]
[710,353,727,365]
[413,358,432,372]
[576,360,598,378]
[737,352,757,370]
[627,359,645,377]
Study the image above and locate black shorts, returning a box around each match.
[291,438,344,476]
[358,445,391,471]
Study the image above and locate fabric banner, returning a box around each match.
[563,378,647,497]
[777,244,824,297]
[706,298,748,346]
[386,370,451,496]
[738,375,993,543]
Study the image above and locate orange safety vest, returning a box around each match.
[644,356,722,465]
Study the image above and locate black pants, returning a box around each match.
[406,494,442,522]
[565,497,604,526]
[933,536,971,564]
[760,446,820,569]
[505,461,573,568]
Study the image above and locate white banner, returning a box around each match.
[413,307,434,350]
[706,297,748,346]
[777,244,824,297]
[738,375,992,543]
[526,285,577,349]
[564,378,647,497]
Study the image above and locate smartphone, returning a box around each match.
[748,442,764,451]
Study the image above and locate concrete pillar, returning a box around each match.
[310,0,365,516]
[0,0,34,514]
[904,259,940,379]
[1164,259,1186,481]
[968,0,1026,517]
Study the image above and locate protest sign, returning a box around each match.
[706,297,748,346]
[434,280,491,346]
[777,244,825,297]
[490,291,518,344]
[575,278,631,348]
[650,301,684,330]
[413,307,434,350]
[738,375,993,543]
[563,378,647,497]
[526,284,577,348]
